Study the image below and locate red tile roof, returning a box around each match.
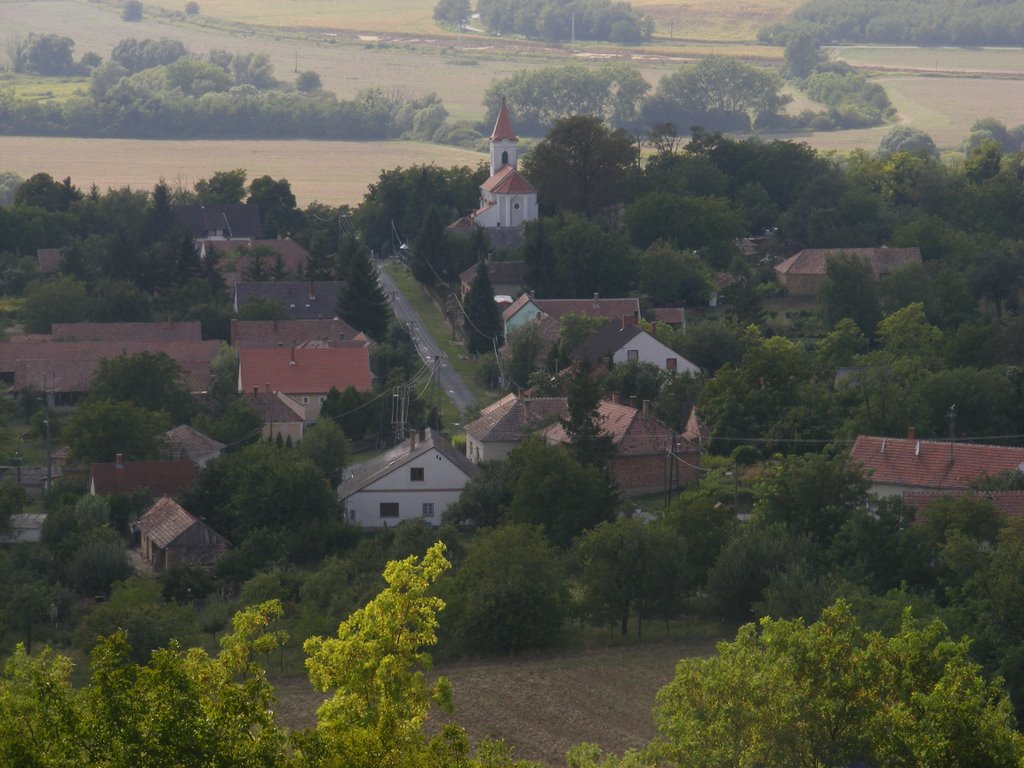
[490,96,518,142]
[136,496,203,548]
[481,165,536,194]
[90,460,197,496]
[775,247,922,277]
[850,436,1024,491]
[3,340,220,392]
[902,490,1024,519]
[651,307,685,326]
[544,400,686,456]
[238,346,372,395]
[37,248,65,274]
[466,394,567,442]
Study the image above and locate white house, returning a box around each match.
[338,428,478,527]
[571,321,700,374]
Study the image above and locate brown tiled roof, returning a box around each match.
[231,318,359,348]
[459,259,527,288]
[490,96,518,142]
[136,496,201,548]
[775,247,922,277]
[651,307,685,326]
[339,428,477,498]
[501,293,535,322]
[238,346,372,395]
[165,425,224,464]
[466,394,567,442]
[4,340,220,392]
[534,297,641,323]
[90,460,197,496]
[240,391,305,422]
[543,400,683,456]
[902,490,1024,519]
[481,165,535,195]
[850,436,1024,491]
[51,322,202,342]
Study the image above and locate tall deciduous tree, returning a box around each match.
[819,252,882,336]
[463,261,503,354]
[88,351,194,423]
[522,115,635,218]
[651,601,1024,768]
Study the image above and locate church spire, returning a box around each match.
[491,96,518,142]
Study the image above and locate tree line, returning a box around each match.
[761,0,1024,46]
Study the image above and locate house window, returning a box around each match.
[667,357,677,371]
[422,502,434,518]
[627,349,639,361]
[379,502,399,518]
[319,396,326,403]
[302,396,309,404]
[410,467,424,481]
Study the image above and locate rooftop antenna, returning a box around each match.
[947,403,957,462]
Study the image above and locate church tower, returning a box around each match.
[490,96,519,176]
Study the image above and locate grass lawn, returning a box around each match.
[385,262,498,415]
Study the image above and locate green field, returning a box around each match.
[834,45,1024,74]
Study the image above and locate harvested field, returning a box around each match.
[271,635,721,766]
[0,136,486,207]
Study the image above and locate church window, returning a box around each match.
[501,150,509,165]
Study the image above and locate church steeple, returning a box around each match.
[489,96,519,177]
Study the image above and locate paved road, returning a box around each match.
[376,261,478,416]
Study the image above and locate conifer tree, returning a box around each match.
[338,248,390,341]
[463,261,503,355]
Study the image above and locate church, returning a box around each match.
[450,97,538,248]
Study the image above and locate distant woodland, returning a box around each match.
[762,0,1024,46]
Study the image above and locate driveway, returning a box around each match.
[376,261,478,415]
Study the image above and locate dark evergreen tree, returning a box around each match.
[338,248,390,341]
[562,360,616,470]
[463,261,503,355]
[410,205,446,285]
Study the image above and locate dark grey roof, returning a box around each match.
[571,322,644,363]
[338,428,477,498]
[459,260,527,287]
[234,281,346,321]
[173,203,262,240]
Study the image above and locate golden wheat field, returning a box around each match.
[0,136,486,206]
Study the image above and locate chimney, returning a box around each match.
[634,309,640,324]
[622,314,635,329]
[410,430,417,450]
[642,399,650,418]
[309,280,316,300]
[630,395,638,410]
[418,426,426,442]
[907,426,916,441]
[593,292,600,307]
[115,453,124,470]
[443,432,452,449]
[289,347,296,366]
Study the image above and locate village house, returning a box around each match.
[90,456,197,497]
[233,280,346,321]
[237,345,372,422]
[230,318,362,348]
[502,293,641,339]
[338,427,477,528]
[242,389,307,444]
[571,320,700,374]
[173,202,262,240]
[458,259,528,301]
[849,431,1024,496]
[464,393,567,464]
[133,496,230,571]
[902,489,1024,520]
[775,246,922,297]
[164,425,224,467]
[50,321,202,342]
[543,398,700,496]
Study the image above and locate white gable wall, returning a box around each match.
[343,447,473,528]
[612,331,701,374]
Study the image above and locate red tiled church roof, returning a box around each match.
[481,165,536,194]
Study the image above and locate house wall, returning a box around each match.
[612,452,701,496]
[343,447,473,527]
[780,273,824,297]
[611,333,700,374]
[465,436,517,464]
[262,421,304,445]
[504,301,541,335]
[280,391,326,423]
